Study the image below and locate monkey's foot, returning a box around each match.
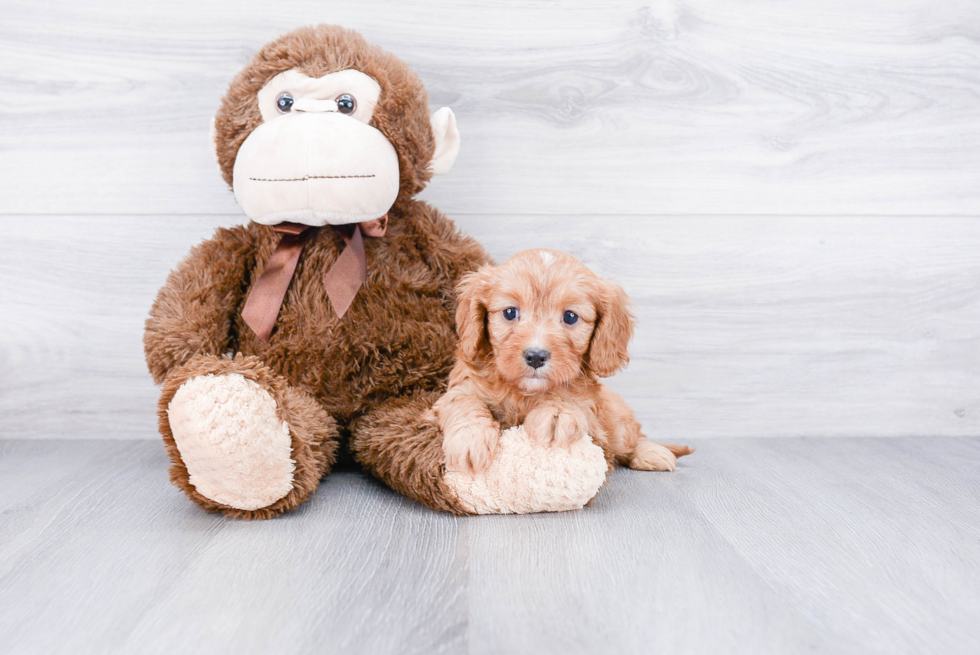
[167,373,295,511]
[443,425,608,514]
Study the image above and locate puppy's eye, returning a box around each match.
[336,94,356,115]
[276,92,294,113]
[562,311,579,325]
[502,307,519,321]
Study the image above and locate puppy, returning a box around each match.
[431,249,692,475]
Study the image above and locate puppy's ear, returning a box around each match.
[586,279,634,377]
[455,266,493,363]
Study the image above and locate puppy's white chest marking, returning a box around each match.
[538,251,556,265]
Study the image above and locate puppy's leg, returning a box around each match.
[595,384,693,471]
[525,402,590,447]
[430,386,501,475]
[629,440,679,472]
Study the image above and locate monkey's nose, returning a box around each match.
[291,97,338,113]
[524,348,550,369]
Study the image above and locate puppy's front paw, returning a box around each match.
[629,440,677,472]
[443,422,501,475]
[553,408,590,447]
[525,405,589,447]
[524,407,556,445]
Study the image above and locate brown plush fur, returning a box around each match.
[351,391,466,515]
[431,250,693,475]
[146,25,491,517]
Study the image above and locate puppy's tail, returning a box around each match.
[664,444,695,458]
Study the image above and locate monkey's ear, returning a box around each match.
[429,107,460,175]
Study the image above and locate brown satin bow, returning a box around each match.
[241,215,388,342]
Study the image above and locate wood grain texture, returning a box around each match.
[1,0,979,216]
[2,1,979,441]
[2,215,978,440]
[1,438,978,654]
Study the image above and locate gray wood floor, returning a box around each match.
[2,437,978,655]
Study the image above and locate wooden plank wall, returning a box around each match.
[1,0,979,440]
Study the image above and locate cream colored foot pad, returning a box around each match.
[168,373,295,510]
[444,425,607,515]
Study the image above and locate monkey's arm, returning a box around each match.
[144,226,257,384]
[409,202,494,309]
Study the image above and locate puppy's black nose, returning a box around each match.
[524,348,549,369]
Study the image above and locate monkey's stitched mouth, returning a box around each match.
[249,174,376,182]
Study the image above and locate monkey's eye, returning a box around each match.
[336,94,357,115]
[502,307,519,322]
[276,92,294,113]
[562,311,579,325]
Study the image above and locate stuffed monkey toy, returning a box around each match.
[144,25,608,518]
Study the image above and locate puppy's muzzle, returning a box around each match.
[524,348,550,369]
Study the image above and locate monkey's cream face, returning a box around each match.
[229,69,417,227]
